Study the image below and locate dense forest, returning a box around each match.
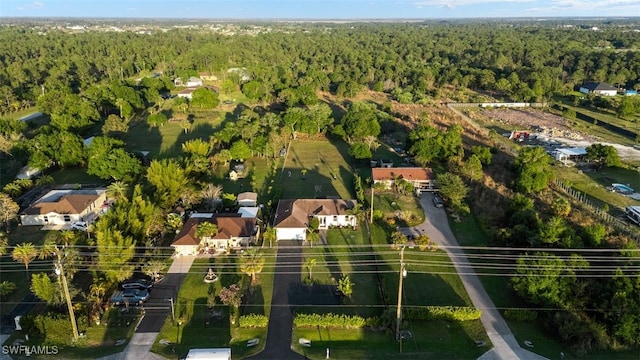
[1,21,640,114]
[1,19,640,355]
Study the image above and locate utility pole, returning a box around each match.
[55,247,79,341]
[370,187,374,223]
[395,246,407,351]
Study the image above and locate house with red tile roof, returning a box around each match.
[171,213,258,256]
[273,199,357,241]
[20,189,107,228]
[371,167,435,190]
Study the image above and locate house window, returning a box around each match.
[43,216,49,223]
[64,215,71,222]
[333,216,338,222]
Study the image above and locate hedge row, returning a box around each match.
[294,313,366,329]
[239,314,268,328]
[405,306,481,321]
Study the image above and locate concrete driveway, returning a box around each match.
[402,193,548,360]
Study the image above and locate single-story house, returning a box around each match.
[579,82,618,96]
[237,192,258,207]
[177,88,197,100]
[372,167,435,191]
[273,199,358,241]
[171,213,258,255]
[553,147,587,166]
[185,77,204,87]
[20,189,107,227]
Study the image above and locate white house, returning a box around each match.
[185,348,231,360]
[372,167,435,191]
[273,199,358,241]
[171,214,258,256]
[177,88,197,100]
[553,147,587,166]
[185,77,204,87]
[20,189,107,228]
[579,82,618,96]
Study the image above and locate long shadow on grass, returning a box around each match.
[124,120,163,158]
[243,284,266,316]
[174,297,231,359]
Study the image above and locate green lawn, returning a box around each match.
[373,192,425,227]
[124,113,225,158]
[49,167,105,186]
[152,250,275,359]
[282,140,356,199]
[300,227,382,318]
[292,319,489,359]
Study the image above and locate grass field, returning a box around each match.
[152,250,275,359]
[374,192,425,227]
[282,140,356,199]
[124,113,224,158]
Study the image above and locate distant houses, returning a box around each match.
[579,82,618,96]
[174,76,203,88]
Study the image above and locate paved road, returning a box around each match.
[250,240,305,360]
[401,193,548,360]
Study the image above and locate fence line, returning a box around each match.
[555,180,640,243]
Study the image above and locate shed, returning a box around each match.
[237,192,258,207]
[229,170,238,181]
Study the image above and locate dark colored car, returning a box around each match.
[110,289,150,305]
[433,194,444,208]
[121,278,153,290]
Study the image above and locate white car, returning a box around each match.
[70,221,88,231]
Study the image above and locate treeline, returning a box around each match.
[2,22,640,114]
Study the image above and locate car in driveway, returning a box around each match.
[70,221,88,231]
[110,289,150,305]
[433,194,444,208]
[121,278,154,290]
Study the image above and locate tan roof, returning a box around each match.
[22,194,102,215]
[171,214,256,247]
[237,192,258,202]
[371,167,433,182]
[274,199,357,228]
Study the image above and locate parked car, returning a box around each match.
[110,289,150,305]
[433,194,444,208]
[121,278,154,290]
[70,221,88,231]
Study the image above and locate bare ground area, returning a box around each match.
[476,108,640,162]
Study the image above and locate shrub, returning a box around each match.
[294,313,366,329]
[503,309,537,322]
[404,306,481,321]
[239,314,268,328]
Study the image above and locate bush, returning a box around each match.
[404,306,481,321]
[503,309,538,322]
[294,313,366,329]
[239,314,268,328]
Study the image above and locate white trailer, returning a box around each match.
[185,348,231,360]
[626,206,640,226]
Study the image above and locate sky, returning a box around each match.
[1,0,639,19]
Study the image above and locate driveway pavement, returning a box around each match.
[249,240,305,360]
[97,255,194,360]
[401,193,548,360]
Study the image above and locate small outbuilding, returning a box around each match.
[579,82,617,96]
[185,348,231,360]
[237,192,258,207]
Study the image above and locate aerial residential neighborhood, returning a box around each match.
[0,13,640,360]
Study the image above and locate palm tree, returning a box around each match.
[262,226,277,248]
[346,203,366,227]
[201,184,223,211]
[306,230,320,247]
[239,248,265,285]
[58,230,78,247]
[38,239,57,260]
[106,181,129,202]
[304,258,316,280]
[195,222,218,239]
[12,243,38,280]
[0,232,8,256]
